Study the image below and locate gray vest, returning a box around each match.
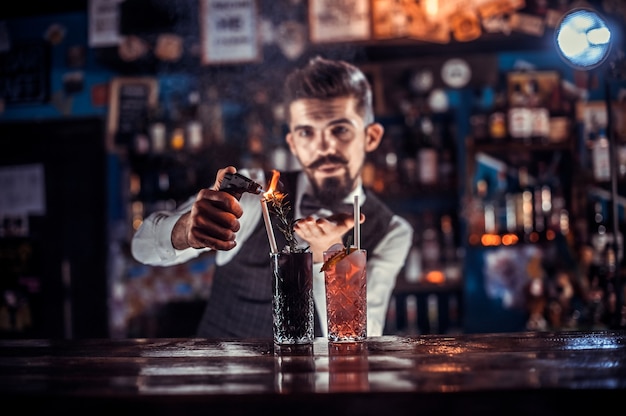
[197,171,394,338]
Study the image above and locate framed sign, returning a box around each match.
[200,0,260,65]
[309,0,371,43]
[0,42,50,104]
[106,77,158,151]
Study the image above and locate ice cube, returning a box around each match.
[327,243,344,252]
[347,250,366,268]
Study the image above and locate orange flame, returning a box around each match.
[263,169,280,199]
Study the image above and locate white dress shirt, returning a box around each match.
[131,169,413,337]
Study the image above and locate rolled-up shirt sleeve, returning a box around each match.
[131,182,262,267]
[131,197,210,266]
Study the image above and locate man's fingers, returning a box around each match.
[188,231,237,251]
[211,166,237,191]
[324,212,365,225]
[195,188,243,219]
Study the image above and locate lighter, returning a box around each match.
[219,172,265,200]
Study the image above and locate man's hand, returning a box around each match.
[171,166,243,251]
[293,212,365,263]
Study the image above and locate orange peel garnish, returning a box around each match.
[320,246,356,272]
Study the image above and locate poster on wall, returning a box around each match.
[200,0,260,65]
[106,77,158,151]
[0,42,49,104]
[88,0,123,47]
[309,0,371,43]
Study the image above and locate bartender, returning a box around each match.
[131,56,413,338]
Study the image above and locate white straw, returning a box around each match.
[261,198,279,254]
[353,194,360,250]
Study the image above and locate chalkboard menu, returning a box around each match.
[106,77,158,150]
[0,42,50,104]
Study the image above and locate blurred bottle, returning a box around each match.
[416,115,439,189]
[441,213,461,282]
[532,162,553,242]
[469,87,491,144]
[488,88,508,143]
[405,218,422,283]
[528,79,550,145]
[504,168,521,240]
[168,96,185,152]
[148,103,167,154]
[589,200,608,265]
[185,90,203,151]
[591,128,611,183]
[439,146,456,191]
[519,166,536,243]
[468,178,488,245]
[421,211,444,284]
[508,81,533,145]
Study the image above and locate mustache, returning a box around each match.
[307,154,348,169]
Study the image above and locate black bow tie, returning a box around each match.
[300,194,354,217]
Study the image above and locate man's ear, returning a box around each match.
[365,122,384,152]
[285,132,297,155]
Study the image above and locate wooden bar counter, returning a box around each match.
[1,330,625,415]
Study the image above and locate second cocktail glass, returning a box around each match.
[323,246,367,342]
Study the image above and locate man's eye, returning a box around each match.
[331,126,352,140]
[297,129,314,138]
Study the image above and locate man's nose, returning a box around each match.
[318,130,336,150]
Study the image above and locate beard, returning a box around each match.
[311,173,354,208]
[303,154,357,207]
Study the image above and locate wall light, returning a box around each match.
[555,7,612,70]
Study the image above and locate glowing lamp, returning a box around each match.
[555,7,612,70]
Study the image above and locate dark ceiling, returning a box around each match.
[0,1,87,20]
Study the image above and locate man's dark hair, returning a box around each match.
[283,56,374,125]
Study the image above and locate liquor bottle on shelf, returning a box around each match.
[404,217,422,284]
[591,128,611,183]
[469,87,491,144]
[495,168,520,246]
[548,179,569,239]
[168,95,186,152]
[493,168,509,236]
[467,178,488,246]
[528,79,550,145]
[421,211,444,284]
[601,242,619,328]
[590,200,609,267]
[131,110,151,157]
[508,81,533,145]
[438,147,456,191]
[546,76,572,145]
[198,86,225,146]
[532,162,553,242]
[400,105,420,193]
[441,213,461,282]
[482,178,497,238]
[504,167,521,241]
[148,104,167,155]
[519,166,536,243]
[185,90,204,151]
[416,114,439,190]
[488,88,508,143]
